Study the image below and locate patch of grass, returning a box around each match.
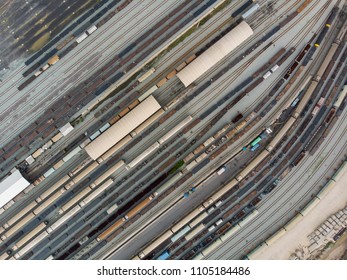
[71,115,85,126]
[168,160,185,175]
[30,32,50,52]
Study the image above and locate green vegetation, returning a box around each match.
[86,0,234,117]
[200,0,233,26]
[168,160,185,175]
[71,115,85,127]
[145,0,233,70]
[323,241,334,250]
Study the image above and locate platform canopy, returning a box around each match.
[85,95,161,160]
[177,21,254,87]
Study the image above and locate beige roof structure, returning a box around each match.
[85,95,161,160]
[177,21,254,87]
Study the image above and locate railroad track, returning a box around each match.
[0,0,192,145]
[0,0,148,103]
[118,1,342,260]
[0,0,338,260]
[211,108,347,259]
[51,0,338,260]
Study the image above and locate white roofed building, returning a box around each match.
[0,169,31,208]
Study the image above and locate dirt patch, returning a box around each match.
[0,0,98,76]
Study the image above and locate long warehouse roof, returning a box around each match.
[0,169,30,208]
[85,95,161,160]
[176,21,254,87]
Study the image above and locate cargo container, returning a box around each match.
[13,231,48,259]
[241,3,260,19]
[217,167,226,175]
[86,25,97,35]
[158,116,193,144]
[48,55,60,66]
[156,250,170,260]
[250,143,260,151]
[76,32,88,43]
[126,142,160,169]
[138,230,172,259]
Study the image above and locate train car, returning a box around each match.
[266,117,296,151]
[138,230,172,259]
[33,187,67,216]
[59,187,92,213]
[92,161,124,186]
[220,224,241,242]
[35,175,70,204]
[250,136,261,147]
[241,3,260,19]
[201,238,222,257]
[1,211,35,240]
[231,0,253,18]
[171,225,190,243]
[210,179,238,202]
[126,142,160,169]
[316,180,335,200]
[86,25,98,35]
[154,172,183,196]
[332,161,347,182]
[156,250,170,260]
[80,179,113,206]
[236,150,269,181]
[158,116,193,144]
[2,201,37,230]
[189,211,209,228]
[72,162,99,184]
[13,231,48,259]
[333,85,347,108]
[48,205,81,233]
[97,219,123,242]
[192,252,204,260]
[291,151,306,167]
[47,55,60,66]
[314,43,338,80]
[171,207,205,233]
[300,198,320,216]
[124,196,154,220]
[265,228,286,246]
[283,213,303,231]
[185,224,204,241]
[138,68,156,83]
[246,242,268,260]
[76,32,88,44]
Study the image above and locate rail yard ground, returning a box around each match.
[0,0,346,261]
[251,168,347,260]
[0,0,97,79]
